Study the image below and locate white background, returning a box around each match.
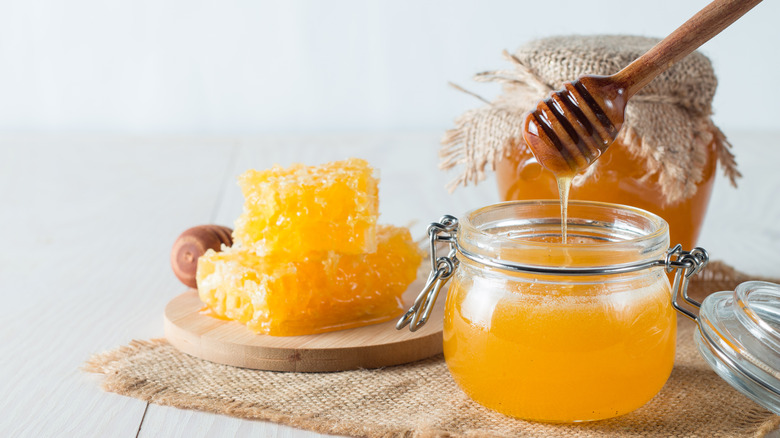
[0,0,777,135]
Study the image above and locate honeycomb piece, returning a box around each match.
[197,225,423,336]
[233,158,378,255]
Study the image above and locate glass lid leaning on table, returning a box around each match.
[694,280,780,415]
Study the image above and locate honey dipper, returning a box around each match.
[171,225,233,288]
[523,0,762,176]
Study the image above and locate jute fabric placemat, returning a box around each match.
[86,261,780,437]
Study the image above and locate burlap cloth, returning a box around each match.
[441,35,740,204]
[86,261,780,437]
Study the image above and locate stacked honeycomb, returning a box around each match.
[197,158,423,336]
[233,159,379,255]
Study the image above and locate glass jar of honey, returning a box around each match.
[398,201,780,422]
[446,201,678,422]
[449,201,678,421]
[398,200,707,422]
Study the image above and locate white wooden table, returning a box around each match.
[2,131,779,437]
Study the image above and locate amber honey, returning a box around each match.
[496,138,718,249]
[442,201,675,422]
[444,262,675,422]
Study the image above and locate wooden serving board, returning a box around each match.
[164,275,444,372]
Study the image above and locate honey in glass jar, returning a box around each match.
[441,201,675,422]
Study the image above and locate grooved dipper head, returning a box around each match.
[522,75,627,176]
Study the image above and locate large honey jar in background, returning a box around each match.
[495,137,717,250]
[441,35,740,249]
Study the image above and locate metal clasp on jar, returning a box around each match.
[396,216,710,332]
[395,216,459,332]
[665,244,710,321]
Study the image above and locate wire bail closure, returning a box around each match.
[396,215,710,332]
[395,215,459,332]
[666,244,710,321]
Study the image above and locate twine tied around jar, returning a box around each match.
[441,35,741,205]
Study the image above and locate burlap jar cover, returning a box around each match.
[441,35,740,203]
[87,262,780,437]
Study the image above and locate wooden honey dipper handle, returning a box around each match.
[615,0,763,97]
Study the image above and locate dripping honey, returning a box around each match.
[556,175,573,243]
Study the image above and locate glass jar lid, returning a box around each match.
[695,281,780,415]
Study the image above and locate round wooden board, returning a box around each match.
[164,275,444,372]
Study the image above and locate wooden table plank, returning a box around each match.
[0,136,235,437]
[139,405,328,438]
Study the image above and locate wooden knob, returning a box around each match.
[171,225,233,288]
